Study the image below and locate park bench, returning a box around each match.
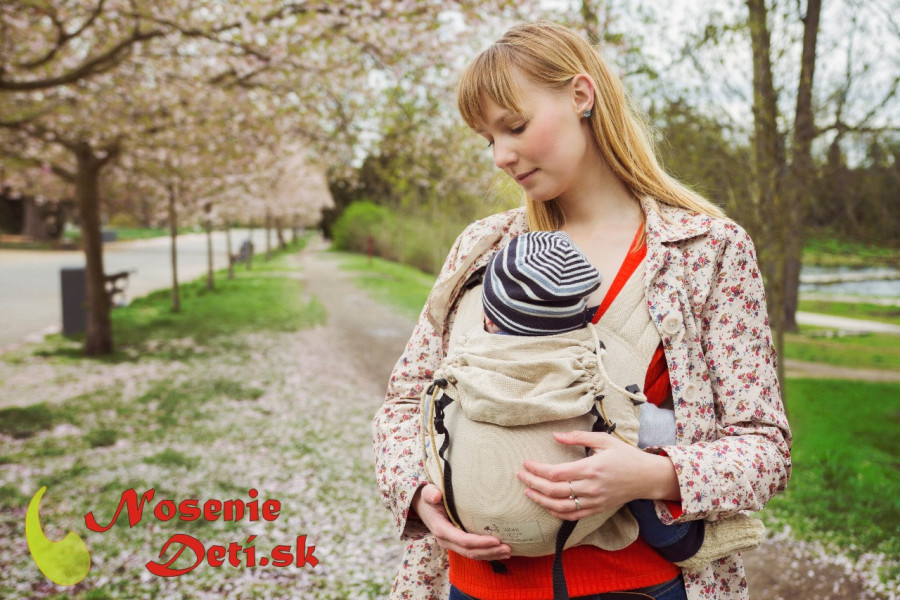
[105,270,135,307]
[229,240,254,266]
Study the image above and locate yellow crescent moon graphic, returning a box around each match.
[25,486,91,586]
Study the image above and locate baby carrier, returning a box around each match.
[420,261,662,567]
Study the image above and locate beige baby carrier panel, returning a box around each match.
[420,262,661,557]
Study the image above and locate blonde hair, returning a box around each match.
[457,20,725,231]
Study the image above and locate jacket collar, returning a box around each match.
[426,201,712,332]
[642,197,714,244]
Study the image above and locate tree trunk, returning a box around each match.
[746,0,787,388]
[580,0,602,45]
[226,223,235,280]
[265,209,272,260]
[276,217,286,250]
[74,142,113,356]
[168,183,181,313]
[784,0,822,333]
[21,199,46,239]
[140,197,153,228]
[246,224,254,270]
[204,202,214,290]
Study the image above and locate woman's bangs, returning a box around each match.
[457,47,523,131]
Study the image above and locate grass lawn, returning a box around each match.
[785,327,900,371]
[106,227,191,240]
[1,242,325,438]
[6,241,325,366]
[798,299,900,326]
[112,251,324,348]
[803,236,899,268]
[762,379,900,584]
[332,251,435,320]
[61,226,200,245]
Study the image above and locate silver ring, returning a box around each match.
[573,496,581,511]
[568,481,575,499]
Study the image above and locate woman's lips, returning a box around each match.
[516,169,537,184]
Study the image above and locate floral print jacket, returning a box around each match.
[373,199,792,600]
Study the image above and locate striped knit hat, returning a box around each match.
[482,231,601,335]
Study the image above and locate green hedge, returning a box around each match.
[331,201,396,256]
[330,201,460,274]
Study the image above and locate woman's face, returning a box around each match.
[476,74,593,204]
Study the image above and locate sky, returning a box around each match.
[363,0,898,164]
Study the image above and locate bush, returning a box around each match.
[331,200,472,274]
[397,218,446,274]
[330,201,397,258]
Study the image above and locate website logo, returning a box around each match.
[25,486,318,585]
[25,486,92,586]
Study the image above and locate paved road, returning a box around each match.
[795,310,900,334]
[0,229,281,349]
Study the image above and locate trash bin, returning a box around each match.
[60,267,87,336]
[239,240,254,261]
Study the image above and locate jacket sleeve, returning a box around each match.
[658,222,792,522]
[372,210,523,539]
[372,227,468,540]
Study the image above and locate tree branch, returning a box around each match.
[15,0,108,70]
[0,26,166,92]
[1,151,76,183]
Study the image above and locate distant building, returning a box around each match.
[0,185,74,241]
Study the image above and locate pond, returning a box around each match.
[800,266,900,298]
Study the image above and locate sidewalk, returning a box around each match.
[796,311,900,334]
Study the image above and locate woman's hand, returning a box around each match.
[412,483,512,560]
[517,431,681,521]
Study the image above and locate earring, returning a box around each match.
[582,109,592,118]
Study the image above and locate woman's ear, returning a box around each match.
[571,74,595,116]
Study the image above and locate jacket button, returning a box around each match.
[683,383,699,401]
[662,313,682,336]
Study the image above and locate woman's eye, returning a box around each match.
[511,123,527,134]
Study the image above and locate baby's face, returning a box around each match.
[483,314,502,334]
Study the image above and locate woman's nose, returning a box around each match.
[492,140,517,170]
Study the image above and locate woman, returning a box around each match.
[373,20,791,600]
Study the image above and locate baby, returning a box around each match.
[480,230,704,563]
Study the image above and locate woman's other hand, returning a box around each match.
[517,431,681,520]
[412,483,512,560]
